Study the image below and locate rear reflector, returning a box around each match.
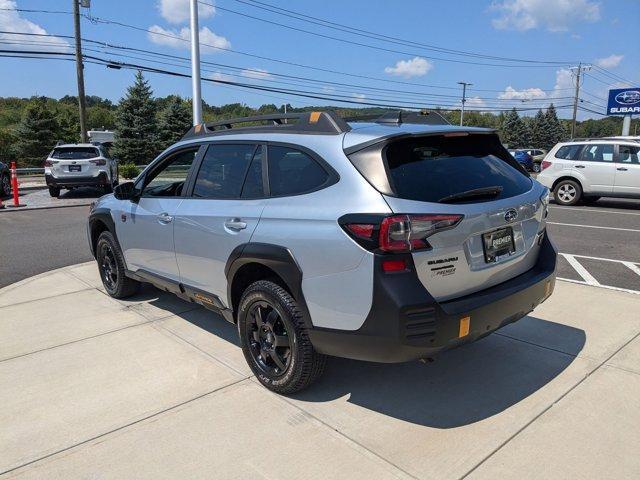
[382,259,407,272]
[458,316,471,337]
[90,159,107,166]
[541,160,552,171]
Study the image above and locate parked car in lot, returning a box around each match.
[523,148,547,172]
[0,161,10,196]
[44,143,118,197]
[88,111,556,393]
[537,139,640,205]
[508,149,534,171]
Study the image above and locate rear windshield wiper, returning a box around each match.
[438,186,503,203]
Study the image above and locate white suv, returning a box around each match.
[44,143,118,197]
[537,139,640,205]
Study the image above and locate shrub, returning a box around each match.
[119,162,140,180]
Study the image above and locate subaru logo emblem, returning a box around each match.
[504,209,518,223]
[615,90,640,105]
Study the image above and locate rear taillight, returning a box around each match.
[342,214,463,253]
[541,160,552,171]
[44,159,54,167]
[90,159,107,166]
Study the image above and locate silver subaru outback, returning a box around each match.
[87,111,556,394]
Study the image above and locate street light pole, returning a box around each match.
[458,81,472,126]
[189,0,203,126]
[73,0,88,143]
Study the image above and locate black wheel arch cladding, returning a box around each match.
[225,242,312,328]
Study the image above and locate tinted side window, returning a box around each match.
[241,147,264,198]
[268,146,329,196]
[142,149,198,198]
[193,144,256,199]
[555,145,582,160]
[618,145,640,164]
[580,144,614,162]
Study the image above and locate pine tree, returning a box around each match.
[531,109,546,148]
[157,95,192,151]
[500,108,527,148]
[541,104,566,150]
[112,71,158,164]
[14,97,60,167]
[56,107,80,144]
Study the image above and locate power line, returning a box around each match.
[214,0,576,65]
[198,0,570,68]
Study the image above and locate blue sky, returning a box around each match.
[0,0,638,119]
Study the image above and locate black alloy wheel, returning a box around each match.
[245,300,292,377]
[98,241,118,293]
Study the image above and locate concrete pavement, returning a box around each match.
[0,263,639,479]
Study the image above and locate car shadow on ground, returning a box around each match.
[149,288,586,429]
[57,187,106,199]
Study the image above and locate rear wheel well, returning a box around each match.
[552,176,582,192]
[230,262,290,318]
[90,220,109,257]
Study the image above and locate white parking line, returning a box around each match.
[560,253,600,286]
[623,262,640,278]
[558,277,640,295]
[549,206,640,216]
[547,222,640,233]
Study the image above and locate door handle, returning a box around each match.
[575,165,585,169]
[157,212,173,224]
[224,218,247,231]
[617,167,628,171]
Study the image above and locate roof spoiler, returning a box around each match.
[182,110,351,140]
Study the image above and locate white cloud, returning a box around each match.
[158,0,215,24]
[240,68,272,80]
[553,68,574,97]
[384,57,433,78]
[465,96,487,111]
[491,0,600,31]
[210,72,232,82]
[0,0,69,51]
[148,25,230,53]
[352,93,367,103]
[498,86,547,100]
[321,86,336,94]
[595,54,623,69]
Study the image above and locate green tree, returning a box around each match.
[0,127,16,163]
[530,109,546,148]
[112,71,158,164]
[500,108,527,148]
[157,95,192,150]
[56,106,80,144]
[14,97,60,167]
[541,104,566,150]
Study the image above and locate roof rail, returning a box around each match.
[374,110,450,126]
[182,110,351,140]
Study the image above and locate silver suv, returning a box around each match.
[87,111,557,393]
[45,143,118,197]
[536,139,640,205]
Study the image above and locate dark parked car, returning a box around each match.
[0,161,11,197]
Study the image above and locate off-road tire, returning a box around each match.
[48,186,60,197]
[96,230,140,298]
[0,174,10,196]
[553,179,582,206]
[238,280,326,394]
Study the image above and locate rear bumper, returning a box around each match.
[309,234,557,363]
[46,172,108,188]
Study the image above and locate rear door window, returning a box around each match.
[267,146,330,196]
[580,144,614,162]
[555,145,582,160]
[618,145,640,164]
[383,134,531,203]
[51,147,99,160]
[192,144,258,199]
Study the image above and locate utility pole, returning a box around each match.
[569,63,591,139]
[73,0,88,143]
[189,0,203,126]
[458,81,472,126]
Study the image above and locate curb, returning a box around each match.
[0,202,92,213]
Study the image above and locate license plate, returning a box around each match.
[68,165,81,172]
[482,227,515,263]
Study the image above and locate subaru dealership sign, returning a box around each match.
[607,88,640,115]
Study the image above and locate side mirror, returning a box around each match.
[114,181,139,201]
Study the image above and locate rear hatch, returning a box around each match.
[49,146,102,177]
[347,131,548,301]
